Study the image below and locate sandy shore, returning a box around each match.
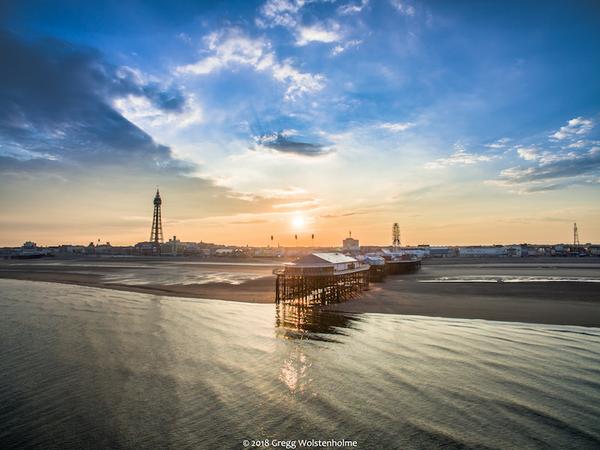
[0,259,277,302]
[1,257,599,326]
[326,279,600,327]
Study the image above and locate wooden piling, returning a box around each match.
[274,264,370,306]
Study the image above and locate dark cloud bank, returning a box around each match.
[0,29,187,172]
[0,30,287,227]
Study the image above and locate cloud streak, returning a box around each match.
[338,0,369,15]
[425,145,495,169]
[378,122,415,132]
[295,22,342,46]
[253,132,331,157]
[491,144,600,192]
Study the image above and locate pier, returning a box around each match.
[385,259,422,274]
[274,253,370,305]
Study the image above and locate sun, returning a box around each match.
[291,214,305,230]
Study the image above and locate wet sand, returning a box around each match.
[327,280,600,327]
[0,259,277,303]
[1,258,599,326]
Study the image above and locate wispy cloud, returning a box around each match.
[331,39,362,56]
[338,0,369,15]
[114,93,203,130]
[491,146,600,192]
[425,145,495,169]
[176,29,325,100]
[257,0,305,29]
[296,22,343,46]
[253,132,332,157]
[550,117,594,140]
[485,137,511,149]
[272,198,320,209]
[377,122,415,132]
[390,0,415,16]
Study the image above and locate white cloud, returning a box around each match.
[176,31,267,75]
[550,116,594,140]
[515,145,593,166]
[176,29,324,100]
[295,22,342,46]
[114,94,203,129]
[490,139,600,193]
[485,137,511,149]
[516,146,539,161]
[331,45,345,56]
[568,139,600,149]
[271,60,326,99]
[390,0,415,16]
[338,0,369,15]
[257,0,305,29]
[425,145,494,169]
[330,39,362,56]
[378,122,415,132]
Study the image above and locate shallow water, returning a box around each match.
[3,259,273,285]
[1,279,600,449]
[101,266,264,285]
[420,275,600,283]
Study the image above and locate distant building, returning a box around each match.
[56,245,86,255]
[457,246,521,257]
[428,247,452,258]
[589,245,600,256]
[342,237,360,252]
[135,241,159,256]
[164,236,180,255]
[214,248,236,256]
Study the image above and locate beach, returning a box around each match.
[1,257,599,326]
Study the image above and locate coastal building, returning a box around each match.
[55,245,86,255]
[428,247,452,258]
[134,241,159,255]
[164,236,180,255]
[22,241,37,250]
[458,246,508,257]
[342,233,360,252]
[589,245,600,256]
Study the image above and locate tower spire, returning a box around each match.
[150,188,164,254]
[393,223,401,248]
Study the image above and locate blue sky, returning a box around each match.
[1,0,599,245]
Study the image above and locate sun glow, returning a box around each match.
[291,214,305,230]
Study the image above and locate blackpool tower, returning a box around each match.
[150,188,164,253]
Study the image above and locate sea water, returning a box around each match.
[1,279,599,449]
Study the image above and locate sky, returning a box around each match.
[1,0,599,247]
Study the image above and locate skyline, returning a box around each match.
[1,0,600,246]
[2,186,592,249]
